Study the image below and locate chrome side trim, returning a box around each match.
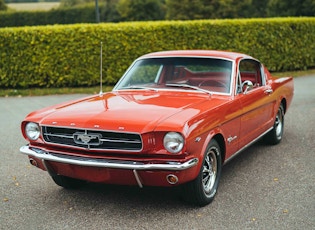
[224,127,273,165]
[227,135,238,144]
[20,145,199,171]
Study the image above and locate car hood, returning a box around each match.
[27,91,227,133]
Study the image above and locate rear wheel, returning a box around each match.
[183,139,222,206]
[264,104,284,145]
[51,175,86,189]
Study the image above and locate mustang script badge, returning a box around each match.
[73,132,101,146]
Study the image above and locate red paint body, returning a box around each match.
[20,50,294,188]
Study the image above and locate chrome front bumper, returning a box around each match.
[20,145,199,171]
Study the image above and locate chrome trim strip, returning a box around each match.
[133,170,143,188]
[44,133,73,139]
[20,145,199,171]
[115,88,231,96]
[227,135,238,144]
[100,138,141,143]
[224,127,273,165]
[38,141,142,153]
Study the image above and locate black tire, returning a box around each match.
[264,104,284,145]
[51,175,86,189]
[182,139,222,206]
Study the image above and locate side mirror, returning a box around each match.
[242,80,253,94]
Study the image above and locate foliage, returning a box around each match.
[1,0,314,27]
[0,0,7,11]
[59,0,94,8]
[165,0,219,20]
[58,0,166,22]
[0,4,101,27]
[0,1,122,27]
[267,0,315,17]
[103,0,120,22]
[0,18,314,89]
[216,0,253,18]
[117,0,165,21]
[165,0,314,20]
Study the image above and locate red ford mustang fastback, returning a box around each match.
[20,50,294,206]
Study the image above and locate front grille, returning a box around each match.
[41,126,142,151]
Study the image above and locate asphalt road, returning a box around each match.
[0,75,314,230]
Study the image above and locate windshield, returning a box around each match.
[114,57,233,94]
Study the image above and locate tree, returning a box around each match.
[250,0,269,18]
[103,0,120,22]
[216,0,252,18]
[165,0,220,20]
[267,0,315,17]
[117,0,165,21]
[165,0,314,20]
[60,0,94,8]
[0,0,7,11]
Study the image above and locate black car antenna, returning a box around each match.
[99,41,103,96]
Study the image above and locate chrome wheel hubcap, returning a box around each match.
[275,108,283,137]
[202,148,217,194]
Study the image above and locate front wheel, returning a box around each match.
[264,104,284,145]
[182,139,222,206]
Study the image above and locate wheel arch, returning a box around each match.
[212,133,226,164]
[280,98,287,114]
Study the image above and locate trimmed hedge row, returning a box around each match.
[0,17,314,88]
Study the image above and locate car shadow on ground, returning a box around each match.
[46,139,273,210]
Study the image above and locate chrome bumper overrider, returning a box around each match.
[20,145,199,171]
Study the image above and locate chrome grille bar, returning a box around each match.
[41,126,143,151]
[100,138,141,143]
[43,133,73,139]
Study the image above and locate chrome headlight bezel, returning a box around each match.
[25,122,41,141]
[163,132,184,154]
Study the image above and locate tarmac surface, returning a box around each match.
[0,75,314,230]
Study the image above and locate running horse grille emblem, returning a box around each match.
[73,132,102,146]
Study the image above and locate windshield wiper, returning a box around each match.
[120,85,158,92]
[165,83,212,95]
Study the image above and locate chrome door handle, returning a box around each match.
[264,88,273,94]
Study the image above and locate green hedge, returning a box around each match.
[0,17,314,88]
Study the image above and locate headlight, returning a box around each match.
[163,132,184,154]
[25,122,40,141]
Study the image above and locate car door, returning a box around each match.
[237,59,275,148]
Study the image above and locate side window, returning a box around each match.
[239,59,264,90]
